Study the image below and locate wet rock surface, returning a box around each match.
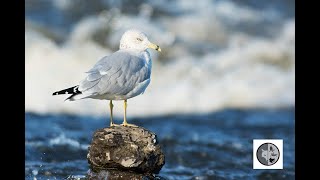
[87,125,165,174]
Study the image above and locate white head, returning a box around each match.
[119,29,161,52]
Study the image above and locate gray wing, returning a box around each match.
[78,50,150,96]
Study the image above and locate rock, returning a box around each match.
[87,125,165,174]
[86,169,166,180]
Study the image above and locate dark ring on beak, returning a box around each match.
[155,45,160,51]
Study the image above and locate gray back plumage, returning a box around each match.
[78,50,151,97]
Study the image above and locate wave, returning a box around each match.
[25,0,295,117]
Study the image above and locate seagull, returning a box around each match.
[52,29,161,127]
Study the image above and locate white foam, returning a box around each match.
[25,2,295,117]
[49,134,88,150]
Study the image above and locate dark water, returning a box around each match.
[25,108,295,179]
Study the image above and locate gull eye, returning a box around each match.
[136,37,143,42]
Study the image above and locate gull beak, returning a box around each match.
[148,42,161,52]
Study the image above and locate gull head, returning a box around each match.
[119,29,161,52]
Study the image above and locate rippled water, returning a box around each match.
[25,108,295,179]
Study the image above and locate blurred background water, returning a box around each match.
[25,0,295,179]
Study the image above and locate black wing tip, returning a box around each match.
[52,85,80,96]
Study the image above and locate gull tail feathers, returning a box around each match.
[52,85,85,101]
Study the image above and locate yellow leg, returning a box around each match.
[109,100,118,127]
[121,100,137,127]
